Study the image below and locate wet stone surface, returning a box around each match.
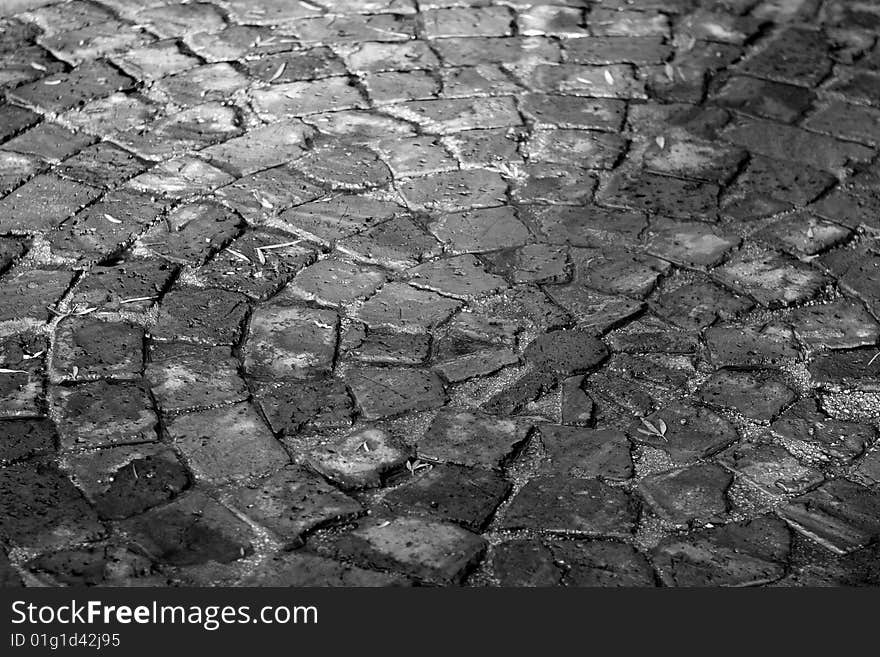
[1,0,879,587]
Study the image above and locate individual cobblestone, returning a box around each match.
[652,515,791,586]
[492,539,655,587]
[318,515,486,585]
[501,476,640,537]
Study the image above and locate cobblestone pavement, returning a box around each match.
[2,0,880,588]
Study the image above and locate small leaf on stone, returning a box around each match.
[269,62,286,82]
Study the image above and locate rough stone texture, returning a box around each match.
[381,464,510,531]
[638,464,733,526]
[502,477,639,537]
[165,403,289,485]
[779,479,880,554]
[0,460,105,551]
[151,288,249,346]
[146,343,248,413]
[698,369,797,421]
[320,516,487,585]
[121,490,254,567]
[538,426,632,480]
[652,515,791,587]
[419,409,532,470]
[347,367,446,420]
[52,318,144,381]
[231,465,362,547]
[238,552,409,587]
[255,379,354,437]
[492,539,655,587]
[771,398,872,464]
[53,381,157,450]
[2,0,879,587]
[630,402,740,463]
[305,427,409,490]
[64,444,190,520]
[243,304,338,381]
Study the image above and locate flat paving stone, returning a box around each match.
[381,464,510,531]
[146,343,248,413]
[53,381,157,450]
[638,463,732,526]
[630,401,740,463]
[715,249,828,308]
[255,378,355,438]
[232,465,362,547]
[642,133,746,183]
[0,459,105,551]
[0,150,44,196]
[346,326,432,367]
[26,545,159,587]
[0,173,101,232]
[599,169,719,219]
[698,369,797,421]
[243,305,338,381]
[347,367,447,420]
[722,155,835,215]
[713,75,815,123]
[121,490,254,567]
[652,281,753,331]
[152,287,249,346]
[652,515,791,586]
[429,207,532,254]
[195,230,317,301]
[321,516,486,585]
[10,60,133,112]
[501,476,639,537]
[779,479,880,554]
[753,212,851,257]
[419,409,532,470]
[646,218,739,269]
[406,255,508,301]
[137,201,241,266]
[737,26,831,86]
[238,552,409,587]
[770,398,873,464]
[5,122,93,163]
[719,438,824,496]
[722,117,873,174]
[48,190,168,263]
[705,324,800,368]
[809,348,880,392]
[526,204,647,247]
[385,97,521,134]
[433,347,519,384]
[539,426,632,480]
[281,257,386,308]
[70,259,174,312]
[52,318,144,381]
[305,427,409,490]
[199,120,314,177]
[560,375,595,426]
[0,419,56,466]
[127,157,234,198]
[355,283,461,333]
[63,444,189,520]
[337,216,441,271]
[493,538,655,587]
[523,329,608,376]
[165,403,289,485]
